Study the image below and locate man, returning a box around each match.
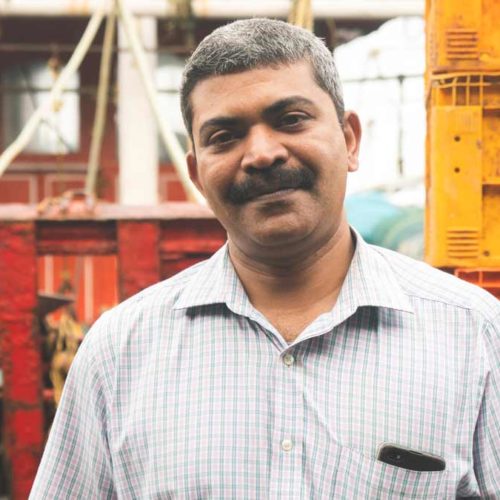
[31,19,499,499]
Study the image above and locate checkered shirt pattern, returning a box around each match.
[30,232,500,499]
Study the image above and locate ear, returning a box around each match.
[343,111,362,173]
[187,150,204,195]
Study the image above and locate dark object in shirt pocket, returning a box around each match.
[377,443,446,472]
[336,442,448,498]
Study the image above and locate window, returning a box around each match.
[2,59,80,154]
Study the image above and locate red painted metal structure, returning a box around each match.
[0,202,226,499]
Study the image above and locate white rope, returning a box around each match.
[86,4,117,195]
[0,6,106,178]
[116,0,205,204]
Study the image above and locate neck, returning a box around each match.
[228,219,355,316]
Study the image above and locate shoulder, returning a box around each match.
[369,244,500,322]
[78,258,210,363]
[111,258,207,318]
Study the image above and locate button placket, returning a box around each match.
[283,353,295,367]
[281,438,294,452]
[268,348,304,499]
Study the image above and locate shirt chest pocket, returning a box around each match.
[333,444,449,499]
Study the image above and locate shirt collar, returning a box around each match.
[173,229,414,316]
[336,228,414,316]
[173,243,252,316]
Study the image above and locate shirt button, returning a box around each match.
[283,353,295,366]
[281,439,294,451]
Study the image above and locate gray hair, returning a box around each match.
[180,18,344,137]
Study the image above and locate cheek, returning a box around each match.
[297,134,347,168]
[316,165,348,205]
[198,170,232,210]
[198,156,242,198]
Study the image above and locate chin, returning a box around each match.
[251,223,313,249]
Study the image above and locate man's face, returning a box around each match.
[187,60,361,257]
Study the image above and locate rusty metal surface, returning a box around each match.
[117,221,161,300]
[0,202,216,221]
[36,190,97,218]
[0,222,44,499]
[0,204,226,496]
[159,219,226,279]
[159,219,227,254]
[36,220,117,255]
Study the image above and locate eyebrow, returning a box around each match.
[198,95,316,139]
[262,96,316,119]
[199,117,241,140]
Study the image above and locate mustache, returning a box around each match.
[227,165,316,204]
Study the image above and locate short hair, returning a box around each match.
[180,18,345,137]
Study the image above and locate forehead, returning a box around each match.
[189,61,332,134]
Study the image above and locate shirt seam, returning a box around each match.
[402,292,497,319]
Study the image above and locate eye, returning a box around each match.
[279,112,309,128]
[208,130,236,146]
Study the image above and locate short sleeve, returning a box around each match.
[29,313,116,499]
[472,313,500,498]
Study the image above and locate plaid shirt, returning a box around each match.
[31,232,500,499]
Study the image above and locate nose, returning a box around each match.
[240,125,289,171]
